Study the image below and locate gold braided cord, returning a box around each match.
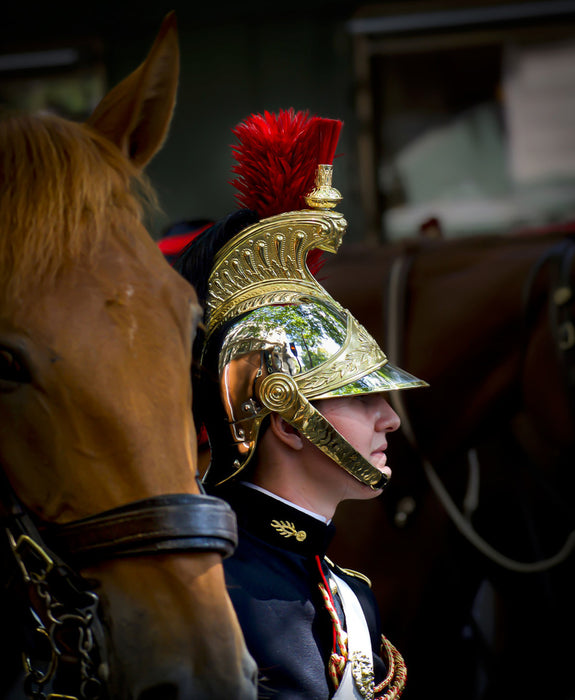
[374,635,408,700]
[318,581,348,691]
[319,579,407,699]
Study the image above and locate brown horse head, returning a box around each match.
[0,13,256,699]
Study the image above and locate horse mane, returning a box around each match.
[0,111,157,300]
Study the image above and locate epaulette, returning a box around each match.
[324,556,372,588]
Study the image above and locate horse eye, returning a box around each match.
[0,347,30,388]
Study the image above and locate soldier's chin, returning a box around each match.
[364,464,391,492]
[371,454,391,480]
[379,465,392,479]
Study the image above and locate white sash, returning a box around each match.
[331,572,375,700]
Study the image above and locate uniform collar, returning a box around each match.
[219,482,336,557]
[241,482,331,523]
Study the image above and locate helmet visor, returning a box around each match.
[313,360,426,399]
[218,298,427,403]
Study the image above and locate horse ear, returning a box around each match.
[86,11,179,169]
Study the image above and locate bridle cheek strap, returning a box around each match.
[42,493,238,563]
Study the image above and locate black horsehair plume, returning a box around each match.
[173,209,258,308]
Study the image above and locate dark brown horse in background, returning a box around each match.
[0,14,256,699]
[323,231,575,700]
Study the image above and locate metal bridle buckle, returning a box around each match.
[9,531,54,583]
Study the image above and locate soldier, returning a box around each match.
[175,109,427,699]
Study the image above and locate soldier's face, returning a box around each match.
[314,393,400,499]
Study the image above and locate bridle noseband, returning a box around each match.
[43,490,238,562]
[1,469,238,700]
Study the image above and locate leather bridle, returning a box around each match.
[522,235,575,418]
[0,467,238,699]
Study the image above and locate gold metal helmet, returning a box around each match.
[177,110,427,489]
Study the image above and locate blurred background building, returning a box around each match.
[2,0,575,243]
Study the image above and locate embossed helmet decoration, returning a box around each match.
[176,109,427,489]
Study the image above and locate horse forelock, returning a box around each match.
[0,111,157,300]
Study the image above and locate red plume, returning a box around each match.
[231,109,343,217]
[230,109,343,275]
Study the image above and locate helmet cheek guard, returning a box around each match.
[209,343,389,490]
[258,373,388,490]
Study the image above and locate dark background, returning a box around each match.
[0,1,365,237]
[3,0,575,242]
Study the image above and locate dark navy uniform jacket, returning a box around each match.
[216,483,388,700]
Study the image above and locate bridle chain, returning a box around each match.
[1,471,238,699]
[6,516,107,700]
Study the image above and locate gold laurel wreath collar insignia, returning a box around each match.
[270,519,307,542]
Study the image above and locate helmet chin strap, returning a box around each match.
[258,373,388,491]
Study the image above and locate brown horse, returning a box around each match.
[0,14,256,699]
[323,232,575,699]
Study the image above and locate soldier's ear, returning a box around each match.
[269,413,303,451]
